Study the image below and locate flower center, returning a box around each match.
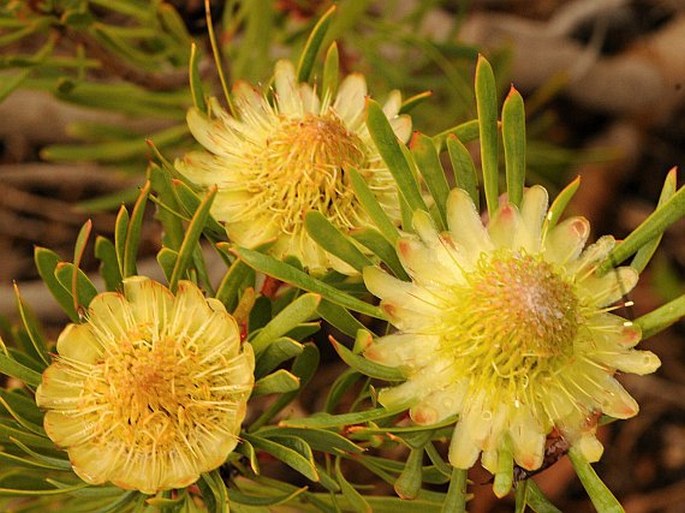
[88,334,214,452]
[251,113,367,232]
[443,251,580,379]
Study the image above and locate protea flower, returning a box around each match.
[175,59,411,273]
[36,276,254,494]
[363,186,660,495]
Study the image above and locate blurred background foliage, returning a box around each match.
[0,1,684,512]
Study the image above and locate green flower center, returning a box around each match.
[443,251,579,379]
[250,113,367,233]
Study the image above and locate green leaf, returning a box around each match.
[0,483,89,496]
[12,285,49,367]
[367,100,428,215]
[335,458,372,513]
[188,42,207,113]
[123,181,151,277]
[169,186,217,292]
[317,300,368,339]
[250,344,320,431]
[502,86,526,207]
[246,435,319,482]
[236,440,260,475]
[256,426,364,455]
[305,212,373,272]
[411,133,449,228]
[568,447,624,513]
[394,447,423,499]
[434,119,480,150]
[330,337,404,381]
[475,55,500,218]
[156,247,178,283]
[250,293,321,354]
[54,263,98,313]
[322,42,339,99]
[229,487,307,507]
[441,468,467,513]
[148,164,185,250]
[199,470,230,513]
[280,407,402,429]
[34,247,78,322]
[0,352,42,387]
[215,242,260,312]
[631,168,677,273]
[349,167,400,244]
[543,176,580,232]
[114,205,129,277]
[400,91,433,115]
[95,236,122,291]
[635,293,685,339]
[254,337,304,378]
[446,135,480,210]
[172,180,226,241]
[232,247,384,319]
[253,369,300,396]
[296,5,336,82]
[525,479,563,513]
[598,183,685,273]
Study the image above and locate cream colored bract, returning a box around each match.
[176,60,411,273]
[36,276,254,494]
[363,186,660,493]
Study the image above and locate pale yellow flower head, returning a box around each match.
[36,276,254,494]
[176,59,411,273]
[363,186,660,494]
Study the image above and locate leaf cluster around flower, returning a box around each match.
[0,7,684,513]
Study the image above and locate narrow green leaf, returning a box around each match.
[434,119,480,150]
[475,55,499,217]
[514,480,528,513]
[254,337,304,378]
[200,470,230,513]
[411,132,450,228]
[204,0,234,118]
[349,167,400,244]
[188,42,207,113]
[54,263,98,312]
[296,5,336,82]
[324,369,361,414]
[257,426,363,455]
[317,300,368,339]
[305,212,373,272]
[322,42,339,99]
[350,227,408,280]
[253,369,300,396]
[599,184,685,273]
[0,354,42,387]
[7,436,70,470]
[246,435,319,482]
[34,247,78,322]
[543,176,580,232]
[0,389,43,425]
[156,247,178,283]
[330,337,404,381]
[123,181,151,277]
[0,70,30,104]
[441,468,468,513]
[250,293,321,354]
[148,164,185,250]
[158,2,191,50]
[280,407,402,429]
[12,285,49,367]
[0,483,89,496]
[249,343,320,431]
[400,91,433,115]
[336,458,372,513]
[635,293,685,339]
[95,236,122,291]
[232,247,384,319]
[631,168,677,273]
[394,448,424,499]
[114,205,129,277]
[568,447,624,513]
[425,442,452,478]
[502,86,526,207]
[172,180,226,241]
[236,439,260,475]
[215,243,261,312]
[367,99,428,214]
[169,186,217,292]
[446,135,480,210]
[229,487,307,507]
[525,479,563,513]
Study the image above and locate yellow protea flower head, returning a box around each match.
[363,186,660,493]
[35,276,254,494]
[176,59,411,273]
